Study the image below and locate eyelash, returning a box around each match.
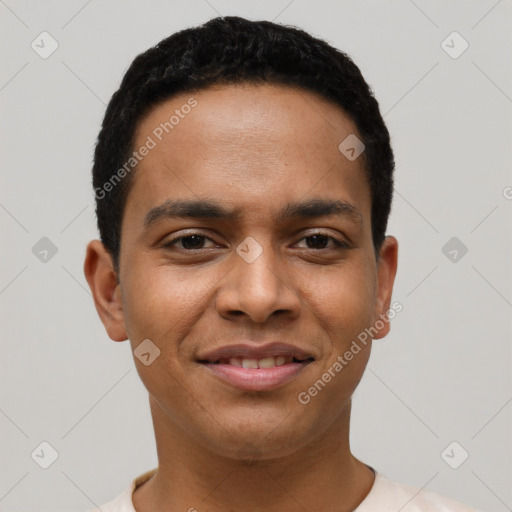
[161,231,350,251]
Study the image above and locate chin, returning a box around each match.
[196,413,315,461]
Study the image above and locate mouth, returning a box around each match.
[197,343,315,392]
[199,355,314,368]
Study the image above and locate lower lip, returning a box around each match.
[201,362,311,391]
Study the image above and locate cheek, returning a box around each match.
[302,256,377,345]
[121,264,218,352]
[341,269,376,336]
[119,267,209,418]
[298,265,375,417]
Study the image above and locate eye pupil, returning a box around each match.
[181,235,204,250]
[306,234,328,249]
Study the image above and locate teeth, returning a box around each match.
[222,356,294,368]
[258,357,276,368]
[275,356,286,366]
[242,358,259,369]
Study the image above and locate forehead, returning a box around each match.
[126,83,370,227]
[135,82,361,162]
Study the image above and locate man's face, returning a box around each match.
[88,83,397,460]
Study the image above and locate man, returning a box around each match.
[84,16,479,512]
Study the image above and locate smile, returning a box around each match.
[208,355,308,368]
[199,360,313,391]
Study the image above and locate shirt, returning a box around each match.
[88,466,481,512]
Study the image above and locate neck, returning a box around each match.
[132,396,375,512]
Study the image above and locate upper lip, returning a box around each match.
[197,342,315,362]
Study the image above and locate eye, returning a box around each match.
[161,231,350,252]
[162,233,219,251]
[295,233,349,250]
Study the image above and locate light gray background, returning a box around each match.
[1,1,511,511]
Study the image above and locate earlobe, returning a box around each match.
[373,236,399,340]
[83,240,128,342]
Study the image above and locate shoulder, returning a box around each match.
[356,472,481,512]
[85,482,134,512]
[85,468,157,512]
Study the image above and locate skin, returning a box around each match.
[84,83,398,512]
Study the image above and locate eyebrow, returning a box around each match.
[143,198,362,229]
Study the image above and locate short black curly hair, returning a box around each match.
[92,16,394,275]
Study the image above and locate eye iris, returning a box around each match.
[175,234,336,250]
[181,235,204,250]
[307,234,329,249]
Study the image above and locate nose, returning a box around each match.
[215,240,301,324]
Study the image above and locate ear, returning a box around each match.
[373,236,398,340]
[83,239,128,342]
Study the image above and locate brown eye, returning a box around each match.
[295,233,349,250]
[162,233,218,251]
[305,234,329,249]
